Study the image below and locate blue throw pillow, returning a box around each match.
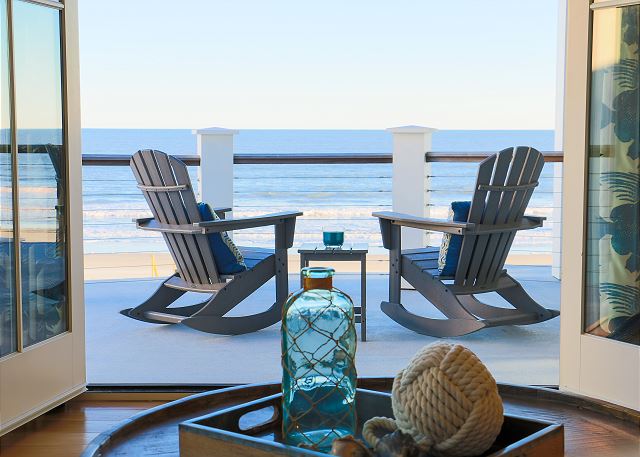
[438,201,472,276]
[197,203,246,275]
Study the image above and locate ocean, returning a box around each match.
[81,129,557,256]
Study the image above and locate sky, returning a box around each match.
[78,1,560,130]
[14,1,63,130]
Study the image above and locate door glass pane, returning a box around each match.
[586,5,640,345]
[13,0,67,347]
[0,0,16,357]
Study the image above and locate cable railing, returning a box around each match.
[81,151,563,165]
[81,151,562,280]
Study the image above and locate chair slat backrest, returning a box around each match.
[130,149,220,285]
[454,147,544,288]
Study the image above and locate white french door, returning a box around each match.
[560,0,640,410]
[0,0,84,435]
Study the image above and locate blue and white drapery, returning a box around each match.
[588,6,640,339]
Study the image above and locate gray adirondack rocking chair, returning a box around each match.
[120,149,302,335]
[373,146,559,337]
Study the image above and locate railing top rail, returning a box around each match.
[426,151,564,163]
[81,153,392,166]
[81,151,563,166]
[235,152,393,164]
[82,154,200,166]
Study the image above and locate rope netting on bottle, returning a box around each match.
[281,290,357,449]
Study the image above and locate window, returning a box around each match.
[14,0,67,347]
[0,0,15,357]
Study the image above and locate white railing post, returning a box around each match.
[387,125,437,249]
[193,127,239,211]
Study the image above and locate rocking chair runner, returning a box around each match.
[374,146,559,337]
[120,149,302,335]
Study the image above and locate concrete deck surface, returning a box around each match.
[86,266,560,386]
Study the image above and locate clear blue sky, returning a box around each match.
[78,1,560,130]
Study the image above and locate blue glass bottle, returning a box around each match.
[281,267,357,451]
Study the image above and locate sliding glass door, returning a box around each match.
[0,0,84,436]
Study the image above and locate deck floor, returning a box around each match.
[86,266,560,385]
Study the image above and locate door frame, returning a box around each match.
[560,0,640,410]
[0,0,85,435]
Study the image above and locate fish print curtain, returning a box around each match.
[587,5,640,344]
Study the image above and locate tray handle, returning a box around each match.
[204,394,282,437]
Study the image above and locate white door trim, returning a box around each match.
[0,0,85,434]
[560,0,640,411]
[0,384,85,436]
[591,0,640,10]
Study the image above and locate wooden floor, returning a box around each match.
[1,384,639,457]
[0,399,164,457]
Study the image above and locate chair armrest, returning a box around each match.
[195,211,303,233]
[521,215,545,229]
[468,215,545,234]
[373,211,474,235]
[135,218,201,234]
[212,207,232,219]
[524,215,545,223]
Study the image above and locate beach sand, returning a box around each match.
[84,251,552,281]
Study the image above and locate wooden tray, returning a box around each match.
[179,389,563,456]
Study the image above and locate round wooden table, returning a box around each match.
[82,379,639,457]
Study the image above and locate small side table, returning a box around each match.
[298,243,368,341]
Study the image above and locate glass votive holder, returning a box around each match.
[322,226,344,248]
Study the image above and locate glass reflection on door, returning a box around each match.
[0,0,16,357]
[586,5,640,345]
[13,0,67,347]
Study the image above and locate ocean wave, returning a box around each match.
[81,205,554,223]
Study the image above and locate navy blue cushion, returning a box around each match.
[197,203,246,275]
[438,201,472,276]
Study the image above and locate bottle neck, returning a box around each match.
[303,276,333,291]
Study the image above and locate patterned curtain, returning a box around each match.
[588,6,640,343]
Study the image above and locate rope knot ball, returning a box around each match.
[364,343,503,457]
